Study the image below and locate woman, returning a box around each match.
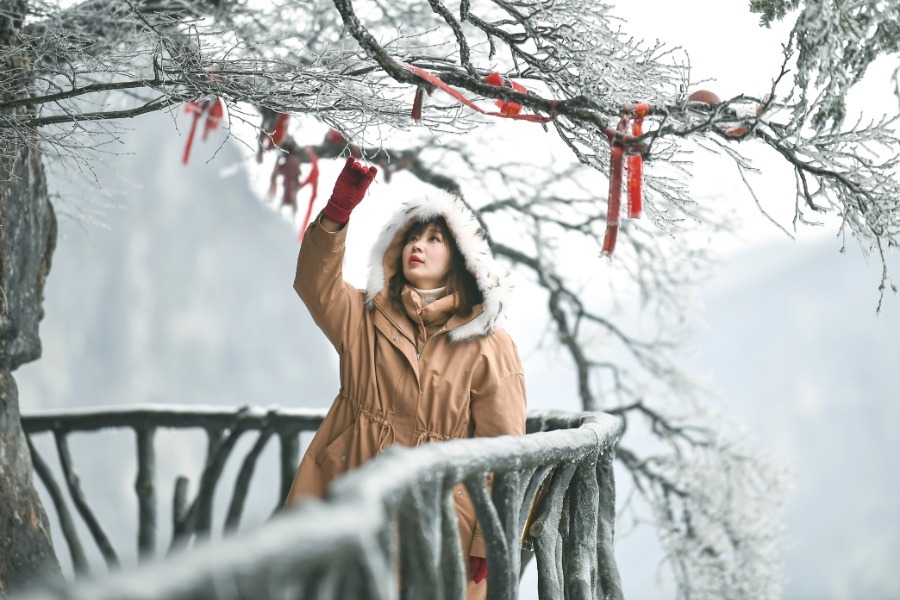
[284,157,528,598]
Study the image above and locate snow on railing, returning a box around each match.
[20,406,624,600]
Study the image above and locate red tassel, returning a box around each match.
[412,86,425,122]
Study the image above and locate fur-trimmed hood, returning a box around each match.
[365,189,508,342]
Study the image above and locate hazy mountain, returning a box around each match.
[688,237,900,600]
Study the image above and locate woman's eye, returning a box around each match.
[430,236,441,242]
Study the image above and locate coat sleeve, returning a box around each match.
[467,330,528,557]
[294,214,365,353]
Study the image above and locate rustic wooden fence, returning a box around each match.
[19,406,624,600]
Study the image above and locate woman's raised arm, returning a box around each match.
[293,157,377,352]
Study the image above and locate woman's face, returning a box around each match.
[402,223,452,290]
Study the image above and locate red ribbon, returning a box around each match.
[397,62,554,123]
[485,72,528,115]
[182,99,224,165]
[602,114,630,256]
[627,103,649,219]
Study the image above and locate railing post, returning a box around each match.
[564,453,600,600]
[531,462,578,599]
[134,425,156,562]
[595,450,623,600]
[277,429,300,510]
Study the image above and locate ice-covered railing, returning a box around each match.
[20,406,624,600]
[22,405,322,571]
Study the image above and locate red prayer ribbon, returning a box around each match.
[182,99,224,165]
[602,114,630,256]
[627,103,649,219]
[397,62,554,123]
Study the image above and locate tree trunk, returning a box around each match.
[0,2,63,594]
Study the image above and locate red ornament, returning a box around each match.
[325,129,346,144]
[687,89,721,106]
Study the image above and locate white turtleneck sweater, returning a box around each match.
[413,286,448,308]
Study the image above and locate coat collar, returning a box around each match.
[365,190,507,342]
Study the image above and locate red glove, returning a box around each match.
[470,557,487,584]
[321,156,378,224]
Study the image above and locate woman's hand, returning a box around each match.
[470,556,487,584]
[321,156,378,226]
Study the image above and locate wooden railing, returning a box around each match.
[19,406,624,600]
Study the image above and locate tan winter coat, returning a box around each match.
[284,191,528,558]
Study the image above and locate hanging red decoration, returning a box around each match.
[397,62,554,123]
[411,85,426,122]
[485,72,527,116]
[268,153,301,208]
[325,129,346,145]
[627,103,649,219]
[602,114,630,256]
[182,98,224,165]
[267,147,321,242]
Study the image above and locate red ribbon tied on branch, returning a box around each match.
[398,62,554,123]
[182,98,224,165]
[602,104,649,256]
[485,72,528,116]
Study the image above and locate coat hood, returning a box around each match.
[365,189,508,342]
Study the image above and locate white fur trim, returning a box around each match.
[365,189,508,341]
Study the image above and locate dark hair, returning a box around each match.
[388,216,483,316]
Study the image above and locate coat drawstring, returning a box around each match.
[353,403,396,453]
[377,418,396,452]
[414,429,452,447]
